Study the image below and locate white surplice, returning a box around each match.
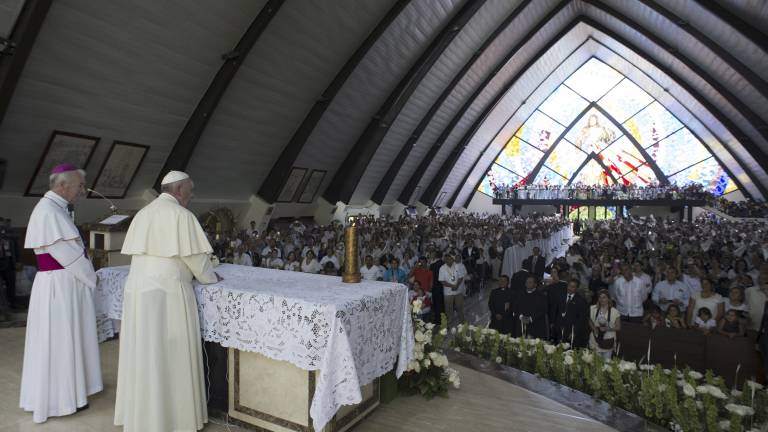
[115,193,216,432]
[20,191,102,423]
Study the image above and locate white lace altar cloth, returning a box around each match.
[95,264,414,431]
[501,225,574,278]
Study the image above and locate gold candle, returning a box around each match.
[342,218,361,283]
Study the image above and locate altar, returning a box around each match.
[94,264,414,432]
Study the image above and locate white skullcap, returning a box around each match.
[161,170,190,185]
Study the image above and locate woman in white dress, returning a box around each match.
[589,290,620,360]
[301,250,322,274]
[687,277,724,325]
[284,251,301,272]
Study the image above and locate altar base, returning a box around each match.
[228,348,380,432]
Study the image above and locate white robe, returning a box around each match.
[20,191,102,423]
[115,193,217,432]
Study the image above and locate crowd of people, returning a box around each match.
[207,213,571,325]
[488,214,768,365]
[714,197,768,218]
[207,208,768,374]
[492,182,712,201]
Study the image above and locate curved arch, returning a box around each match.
[397,0,574,205]
[444,15,768,209]
[320,0,487,204]
[369,0,533,204]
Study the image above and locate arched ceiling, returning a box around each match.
[0,0,766,211]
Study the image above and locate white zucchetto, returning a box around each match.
[161,170,190,185]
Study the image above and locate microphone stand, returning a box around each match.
[87,188,118,214]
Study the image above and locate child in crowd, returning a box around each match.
[643,305,665,329]
[717,309,745,338]
[693,307,717,335]
[665,304,687,329]
[410,280,432,321]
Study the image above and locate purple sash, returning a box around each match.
[36,253,64,271]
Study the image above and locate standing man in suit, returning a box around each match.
[429,250,445,325]
[552,278,589,347]
[488,275,513,334]
[461,240,480,296]
[513,275,548,339]
[524,247,546,279]
[546,267,568,338]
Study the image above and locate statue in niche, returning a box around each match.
[574,114,616,153]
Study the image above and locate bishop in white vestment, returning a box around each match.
[20,163,102,423]
[114,171,218,432]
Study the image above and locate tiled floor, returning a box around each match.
[0,325,615,432]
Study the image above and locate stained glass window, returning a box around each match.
[513,110,564,152]
[598,79,653,123]
[495,136,543,178]
[666,157,735,196]
[538,85,589,126]
[534,166,568,185]
[543,141,586,179]
[571,158,614,186]
[477,57,740,198]
[599,136,647,177]
[564,108,621,153]
[623,101,683,148]
[652,128,712,176]
[563,58,623,101]
[478,164,522,196]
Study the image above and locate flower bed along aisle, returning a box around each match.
[449,323,767,432]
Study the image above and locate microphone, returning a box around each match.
[87,188,118,214]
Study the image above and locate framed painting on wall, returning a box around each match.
[25,131,100,196]
[276,167,308,202]
[89,141,149,199]
[297,169,326,204]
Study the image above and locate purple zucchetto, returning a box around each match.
[50,163,79,174]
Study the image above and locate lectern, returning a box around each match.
[84,212,135,270]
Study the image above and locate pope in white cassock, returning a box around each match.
[114,170,219,432]
[20,163,103,423]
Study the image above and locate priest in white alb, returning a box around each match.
[114,170,220,432]
[20,163,102,423]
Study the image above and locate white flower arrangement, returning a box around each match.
[746,380,764,391]
[718,419,730,430]
[731,389,743,398]
[422,358,431,368]
[440,328,448,336]
[683,383,696,397]
[543,344,556,355]
[414,330,426,343]
[564,355,574,366]
[688,371,703,380]
[495,356,503,364]
[725,403,755,417]
[411,299,422,314]
[581,352,593,364]
[618,360,637,372]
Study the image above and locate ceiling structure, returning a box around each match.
[0,0,766,212]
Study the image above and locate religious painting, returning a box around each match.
[89,141,149,199]
[297,169,326,204]
[25,131,100,196]
[276,167,308,202]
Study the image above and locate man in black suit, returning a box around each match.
[552,278,589,348]
[512,275,548,339]
[510,261,531,293]
[488,275,513,334]
[429,250,445,325]
[523,246,546,279]
[546,267,568,337]
[461,240,480,295]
